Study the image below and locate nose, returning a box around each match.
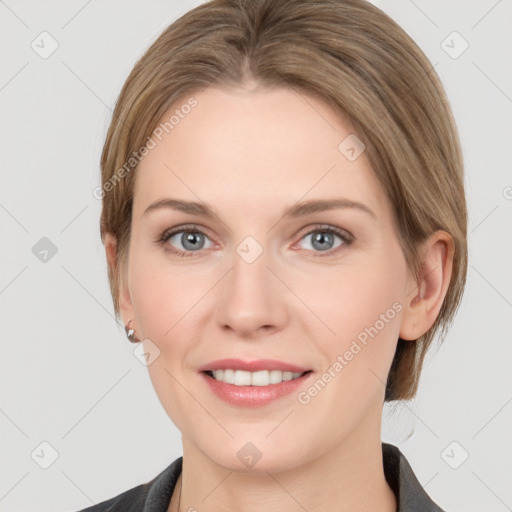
[215,243,288,339]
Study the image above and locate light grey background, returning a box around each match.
[0,1,511,511]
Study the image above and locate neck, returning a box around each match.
[168,407,396,512]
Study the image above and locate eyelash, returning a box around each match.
[156,223,354,258]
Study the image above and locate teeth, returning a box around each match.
[211,369,304,386]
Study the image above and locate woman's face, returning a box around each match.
[120,84,415,471]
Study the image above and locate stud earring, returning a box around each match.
[125,319,141,343]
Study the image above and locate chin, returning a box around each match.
[198,439,310,475]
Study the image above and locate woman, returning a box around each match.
[80,0,467,510]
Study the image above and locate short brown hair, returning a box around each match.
[99,0,468,401]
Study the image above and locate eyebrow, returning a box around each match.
[142,197,376,220]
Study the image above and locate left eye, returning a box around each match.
[295,227,350,254]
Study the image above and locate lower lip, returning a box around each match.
[200,371,313,408]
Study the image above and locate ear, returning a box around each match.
[103,232,136,327]
[399,230,455,341]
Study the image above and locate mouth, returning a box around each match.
[197,358,314,406]
[199,368,314,408]
[202,369,313,386]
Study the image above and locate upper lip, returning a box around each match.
[198,358,311,373]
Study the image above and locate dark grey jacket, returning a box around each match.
[76,443,445,511]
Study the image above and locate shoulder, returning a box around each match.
[382,443,446,512]
[73,456,183,512]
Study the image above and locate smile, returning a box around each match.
[200,370,314,408]
[205,369,309,386]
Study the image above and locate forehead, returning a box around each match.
[133,86,390,221]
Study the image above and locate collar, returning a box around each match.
[382,443,445,511]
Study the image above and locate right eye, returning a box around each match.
[158,225,215,257]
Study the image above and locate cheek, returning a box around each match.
[305,258,405,389]
[128,248,194,343]
[308,261,403,336]
[295,271,404,421]
[128,252,201,428]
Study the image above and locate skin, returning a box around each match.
[104,83,454,512]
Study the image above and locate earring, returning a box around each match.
[125,319,141,343]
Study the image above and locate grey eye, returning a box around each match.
[298,230,345,252]
[168,230,213,252]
